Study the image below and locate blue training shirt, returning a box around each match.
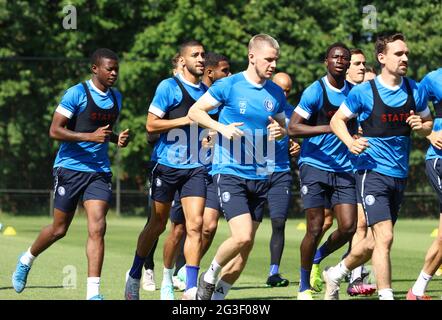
[273,103,295,172]
[202,71,286,179]
[295,76,353,172]
[421,68,442,161]
[341,75,430,178]
[149,73,207,169]
[53,79,122,172]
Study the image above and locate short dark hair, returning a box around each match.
[375,33,405,62]
[179,40,203,56]
[171,52,180,68]
[365,65,377,74]
[325,42,350,59]
[350,48,365,56]
[91,48,119,65]
[204,52,229,68]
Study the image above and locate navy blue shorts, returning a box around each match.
[267,171,292,220]
[53,167,112,213]
[205,175,220,211]
[299,164,356,210]
[170,192,185,224]
[214,174,268,222]
[426,159,442,212]
[356,170,407,226]
[151,164,206,202]
[170,175,220,224]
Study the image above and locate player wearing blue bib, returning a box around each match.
[325,33,432,300]
[12,49,130,300]
[125,41,207,300]
[158,52,231,300]
[407,68,442,300]
[189,34,287,300]
[288,43,357,300]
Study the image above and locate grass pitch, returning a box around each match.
[0,213,440,300]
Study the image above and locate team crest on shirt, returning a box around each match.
[239,99,247,114]
[264,98,274,112]
[301,185,308,195]
[222,192,231,203]
[365,195,375,206]
[57,186,66,196]
[155,178,162,187]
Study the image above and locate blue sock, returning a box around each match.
[185,265,200,290]
[129,253,145,280]
[313,242,330,264]
[299,267,311,292]
[269,264,279,276]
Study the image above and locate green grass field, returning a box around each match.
[0,213,440,300]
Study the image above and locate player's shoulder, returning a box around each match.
[421,68,442,85]
[158,77,179,89]
[350,80,371,95]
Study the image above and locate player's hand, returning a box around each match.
[267,116,284,141]
[118,128,130,147]
[349,137,369,155]
[202,130,217,148]
[90,124,112,143]
[221,122,244,140]
[289,139,300,157]
[406,110,423,131]
[428,131,442,150]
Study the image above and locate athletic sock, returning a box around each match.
[86,277,100,300]
[204,259,222,284]
[185,265,200,289]
[269,264,279,276]
[313,242,330,264]
[299,267,311,292]
[378,288,394,300]
[20,248,36,267]
[212,279,232,300]
[129,252,145,280]
[412,270,432,296]
[161,267,175,286]
[350,265,363,282]
[328,261,350,283]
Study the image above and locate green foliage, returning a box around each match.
[0,0,441,191]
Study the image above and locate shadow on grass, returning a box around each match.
[0,285,64,290]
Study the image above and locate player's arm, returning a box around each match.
[270,112,288,140]
[288,111,331,138]
[407,112,432,137]
[330,108,368,155]
[146,112,192,134]
[49,111,112,143]
[188,93,243,140]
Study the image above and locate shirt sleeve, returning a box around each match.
[149,79,181,118]
[342,87,363,116]
[57,85,84,118]
[295,82,321,120]
[207,77,230,105]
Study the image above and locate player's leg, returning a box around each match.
[179,166,206,299]
[12,167,79,294]
[83,199,108,300]
[212,221,260,300]
[161,198,186,300]
[266,171,291,287]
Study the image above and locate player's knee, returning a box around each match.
[234,233,253,248]
[307,225,324,240]
[271,218,286,233]
[52,226,69,240]
[88,222,106,238]
[338,221,356,238]
[203,220,218,237]
[172,223,186,238]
